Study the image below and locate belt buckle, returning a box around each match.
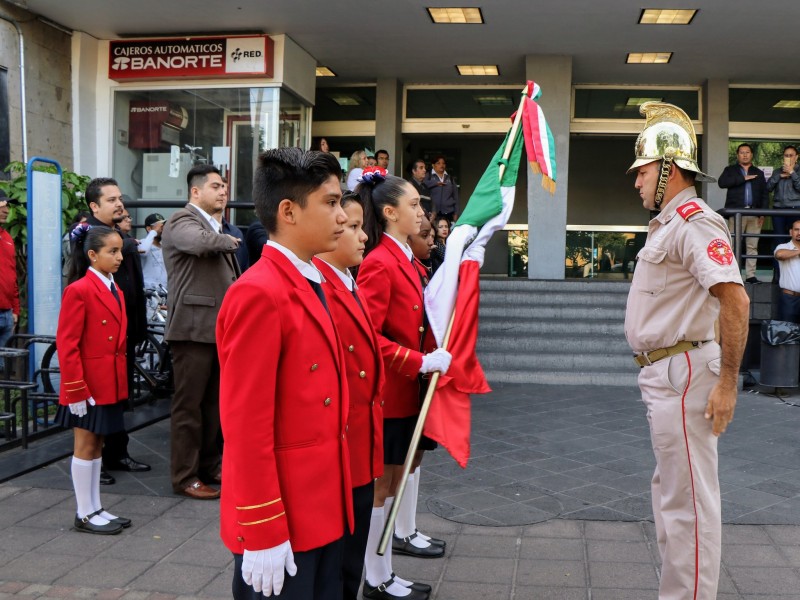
[635,352,652,368]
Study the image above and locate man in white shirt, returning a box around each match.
[774,219,800,323]
[138,213,167,290]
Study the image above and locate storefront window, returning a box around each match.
[112,86,310,225]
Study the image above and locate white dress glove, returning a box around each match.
[420,348,452,375]
[69,397,96,417]
[242,541,297,596]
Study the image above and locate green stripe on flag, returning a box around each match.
[457,127,523,228]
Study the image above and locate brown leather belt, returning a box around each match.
[782,288,800,297]
[633,340,708,368]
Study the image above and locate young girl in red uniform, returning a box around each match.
[356,169,451,600]
[55,224,131,535]
[313,191,384,600]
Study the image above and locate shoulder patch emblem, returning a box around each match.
[677,201,703,220]
[707,238,734,266]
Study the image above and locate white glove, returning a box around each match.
[69,397,96,417]
[242,541,297,596]
[420,348,452,375]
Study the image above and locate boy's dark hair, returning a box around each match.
[67,225,122,284]
[85,177,119,208]
[187,164,221,196]
[359,175,411,254]
[253,148,343,234]
[736,143,753,154]
[375,149,389,159]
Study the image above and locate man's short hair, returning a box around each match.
[85,177,119,207]
[791,219,800,230]
[186,164,221,196]
[737,143,754,154]
[253,148,343,234]
[375,149,389,159]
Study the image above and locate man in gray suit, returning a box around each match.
[162,164,241,500]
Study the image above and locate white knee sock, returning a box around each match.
[364,505,411,596]
[382,497,413,594]
[412,467,432,542]
[90,458,118,521]
[72,457,110,526]
[394,474,416,538]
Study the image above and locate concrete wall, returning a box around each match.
[702,78,730,210]
[0,0,72,170]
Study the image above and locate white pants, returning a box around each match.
[638,341,722,600]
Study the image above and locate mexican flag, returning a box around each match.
[422,81,556,468]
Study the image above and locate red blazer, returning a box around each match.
[313,258,384,486]
[217,244,353,554]
[56,271,128,406]
[357,235,425,418]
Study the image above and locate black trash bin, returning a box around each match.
[760,320,800,387]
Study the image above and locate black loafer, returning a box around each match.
[99,470,115,485]
[363,578,429,600]
[391,532,445,558]
[94,508,131,528]
[412,529,446,547]
[390,573,432,594]
[74,515,123,535]
[105,457,151,472]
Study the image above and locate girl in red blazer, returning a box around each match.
[55,224,131,536]
[313,191,385,600]
[356,168,452,600]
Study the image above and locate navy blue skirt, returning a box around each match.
[55,402,125,436]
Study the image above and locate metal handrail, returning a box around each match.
[717,208,800,267]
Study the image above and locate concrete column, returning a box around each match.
[375,78,402,175]
[71,32,99,177]
[702,79,729,209]
[525,55,572,280]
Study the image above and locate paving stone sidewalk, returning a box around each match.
[2,383,800,598]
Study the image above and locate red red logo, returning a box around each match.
[707,238,733,265]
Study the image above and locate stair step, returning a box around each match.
[480,304,625,320]
[479,318,624,336]
[480,290,628,307]
[477,351,635,371]
[477,335,629,353]
[483,369,639,387]
[480,278,632,294]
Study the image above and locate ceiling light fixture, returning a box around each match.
[328,93,362,106]
[474,95,513,106]
[774,100,800,109]
[638,9,697,25]
[316,66,336,77]
[626,52,673,64]
[626,97,663,106]
[456,65,499,76]
[427,7,484,24]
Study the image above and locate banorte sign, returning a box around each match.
[109,35,274,81]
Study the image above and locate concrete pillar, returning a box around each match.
[702,79,729,209]
[525,55,572,280]
[375,78,402,175]
[71,32,99,177]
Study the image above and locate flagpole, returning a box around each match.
[377,84,530,556]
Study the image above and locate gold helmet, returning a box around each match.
[626,101,715,183]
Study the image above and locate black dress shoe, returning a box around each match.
[392,532,445,558]
[105,457,151,472]
[94,508,131,528]
[363,578,429,600]
[413,529,446,547]
[100,470,115,485]
[390,573,431,594]
[73,514,123,535]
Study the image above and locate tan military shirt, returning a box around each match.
[625,187,743,353]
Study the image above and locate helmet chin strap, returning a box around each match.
[653,157,673,211]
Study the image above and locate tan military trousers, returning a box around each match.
[638,341,722,600]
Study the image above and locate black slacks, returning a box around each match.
[343,481,375,600]
[233,538,344,600]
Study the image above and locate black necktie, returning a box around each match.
[110,282,121,307]
[351,288,365,313]
[307,279,331,317]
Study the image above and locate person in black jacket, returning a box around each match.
[85,178,151,481]
[718,143,768,283]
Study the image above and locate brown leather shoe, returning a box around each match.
[178,479,220,500]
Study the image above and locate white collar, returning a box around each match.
[267,240,323,283]
[383,232,413,262]
[88,267,114,290]
[318,258,355,291]
[188,203,221,233]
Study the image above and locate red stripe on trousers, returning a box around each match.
[680,352,699,600]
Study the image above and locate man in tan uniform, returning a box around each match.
[625,103,750,600]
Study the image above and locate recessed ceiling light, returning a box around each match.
[427,7,484,24]
[626,52,673,64]
[328,93,362,106]
[638,9,697,25]
[474,95,513,106]
[316,66,336,77]
[456,65,499,76]
[626,97,663,106]
[774,100,800,109]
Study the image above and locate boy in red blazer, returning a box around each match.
[313,191,384,600]
[217,148,352,600]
